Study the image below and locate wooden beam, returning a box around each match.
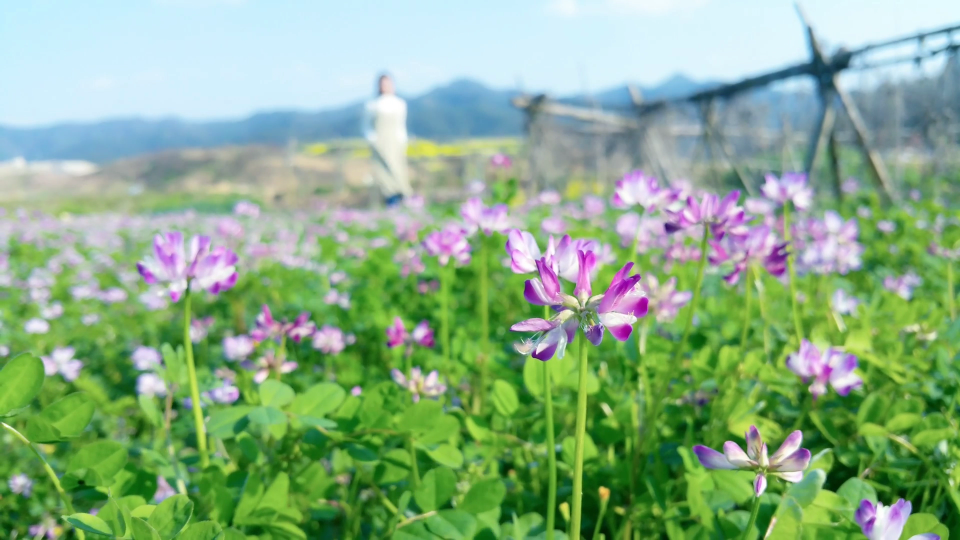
[803,88,837,179]
[834,80,895,199]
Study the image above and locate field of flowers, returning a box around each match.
[1,165,959,540]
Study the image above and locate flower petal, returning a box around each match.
[723,441,752,468]
[692,445,737,470]
[769,430,803,465]
[511,318,557,333]
[769,449,811,473]
[753,474,767,496]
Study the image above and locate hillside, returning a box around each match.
[0,75,713,163]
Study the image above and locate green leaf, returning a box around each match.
[0,354,44,417]
[248,406,287,426]
[458,478,505,514]
[912,428,955,448]
[139,394,164,427]
[375,448,412,485]
[902,513,949,540]
[784,470,825,508]
[65,513,115,536]
[399,400,444,434]
[885,413,922,433]
[418,415,460,445]
[561,435,598,467]
[259,380,295,408]
[207,406,253,439]
[856,392,889,426]
[289,382,346,418]
[131,505,157,519]
[98,498,132,536]
[837,478,876,519]
[425,510,477,539]
[857,422,888,437]
[490,380,519,417]
[465,416,492,443]
[131,517,162,540]
[148,494,194,540]
[414,467,458,512]
[26,392,95,442]
[223,529,247,540]
[233,473,264,524]
[177,522,224,540]
[257,472,290,515]
[64,440,128,489]
[426,444,464,469]
[161,343,183,387]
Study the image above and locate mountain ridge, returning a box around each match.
[0,74,721,163]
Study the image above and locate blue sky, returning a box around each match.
[1,0,956,126]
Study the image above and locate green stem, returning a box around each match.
[948,259,956,321]
[440,264,452,364]
[2,422,86,540]
[570,336,590,538]
[783,202,804,342]
[479,236,490,347]
[740,266,754,356]
[592,495,609,540]
[544,306,557,540]
[740,495,761,540]
[183,290,209,468]
[754,273,771,358]
[672,223,710,364]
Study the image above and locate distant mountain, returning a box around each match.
[0,75,733,163]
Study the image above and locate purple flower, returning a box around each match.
[490,153,513,168]
[313,325,348,355]
[40,302,64,319]
[796,211,863,275]
[512,253,648,360]
[154,476,177,503]
[929,242,960,261]
[877,220,896,234]
[391,367,446,402]
[9,473,33,498]
[665,190,747,240]
[693,426,811,496]
[541,216,567,235]
[207,382,240,404]
[29,516,62,539]
[99,287,129,304]
[41,347,83,381]
[234,200,260,218]
[539,191,562,205]
[831,289,859,316]
[641,275,692,323]
[855,498,938,540]
[461,197,510,236]
[223,335,255,361]
[505,230,542,274]
[842,177,860,194]
[760,173,813,210]
[190,317,215,343]
[25,318,50,334]
[583,195,605,217]
[243,350,297,384]
[137,373,168,398]
[612,171,675,211]
[132,346,163,371]
[386,317,435,349]
[423,223,472,267]
[250,305,316,343]
[136,232,238,302]
[709,225,789,284]
[883,272,922,300]
[351,385,363,396]
[786,340,863,399]
[217,217,244,238]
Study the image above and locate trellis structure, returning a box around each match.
[513,5,960,201]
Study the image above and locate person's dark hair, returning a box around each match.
[377,73,392,95]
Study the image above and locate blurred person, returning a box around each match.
[363,73,412,207]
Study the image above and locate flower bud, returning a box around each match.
[559,502,570,523]
[599,486,610,503]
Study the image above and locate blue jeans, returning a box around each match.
[385,194,404,208]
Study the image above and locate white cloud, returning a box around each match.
[548,0,709,17]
